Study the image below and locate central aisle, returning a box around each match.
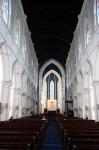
[42,120,62,150]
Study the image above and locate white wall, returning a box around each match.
[66,0,99,121]
[39,59,66,114]
[0,0,38,120]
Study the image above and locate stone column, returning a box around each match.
[73,96,78,117]
[94,81,99,121]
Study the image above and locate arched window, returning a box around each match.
[14,18,20,47]
[84,19,91,46]
[50,80,54,99]
[97,0,99,24]
[32,60,34,68]
[2,0,11,26]
[94,0,97,26]
[96,0,99,24]
[94,0,99,25]
[77,38,82,60]
[23,35,26,59]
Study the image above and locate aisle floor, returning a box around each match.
[42,120,63,150]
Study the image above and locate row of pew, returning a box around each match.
[56,117,99,150]
[0,116,48,149]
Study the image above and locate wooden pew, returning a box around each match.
[56,117,99,150]
[0,117,48,150]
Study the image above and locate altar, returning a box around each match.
[47,99,57,111]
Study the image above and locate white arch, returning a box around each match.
[0,44,12,121]
[43,70,61,81]
[39,59,66,114]
[39,59,65,80]
[21,72,28,117]
[10,61,23,118]
[41,69,63,113]
[83,60,95,120]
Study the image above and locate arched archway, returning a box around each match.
[21,71,28,117]
[73,78,78,117]
[39,59,65,114]
[83,60,95,120]
[26,78,31,116]
[93,44,99,120]
[77,71,83,118]
[10,61,23,118]
[39,59,65,79]
[41,70,63,113]
[0,44,14,121]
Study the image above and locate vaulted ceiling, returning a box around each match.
[21,1,84,68]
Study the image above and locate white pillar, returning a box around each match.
[94,81,99,121]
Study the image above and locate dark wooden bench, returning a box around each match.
[0,117,48,150]
[56,117,99,150]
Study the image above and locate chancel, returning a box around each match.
[50,80,55,100]
[1,0,99,149]
[47,73,58,111]
[40,63,65,114]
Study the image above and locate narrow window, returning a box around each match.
[85,19,91,46]
[2,0,11,26]
[14,18,20,47]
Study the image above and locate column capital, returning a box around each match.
[83,88,89,92]
[94,81,99,86]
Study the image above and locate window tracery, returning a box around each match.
[2,0,11,26]
[23,35,26,58]
[84,19,91,46]
[14,18,20,47]
[96,0,99,24]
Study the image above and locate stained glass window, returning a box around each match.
[0,0,3,15]
[96,0,99,24]
[2,0,11,25]
[85,19,91,46]
[14,18,20,46]
[94,0,99,25]
[78,38,82,60]
[23,36,26,58]
[50,80,54,99]
[94,0,97,25]
[2,0,9,24]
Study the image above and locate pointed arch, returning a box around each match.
[83,60,95,120]
[10,61,23,118]
[39,59,66,114]
[39,59,65,80]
